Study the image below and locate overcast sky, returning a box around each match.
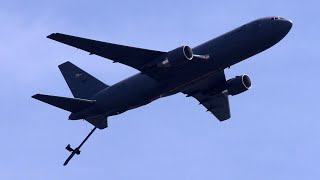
[1,0,319,179]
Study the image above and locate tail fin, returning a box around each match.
[32,94,95,112]
[59,61,109,99]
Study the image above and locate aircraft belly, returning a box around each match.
[94,27,270,115]
[94,74,162,115]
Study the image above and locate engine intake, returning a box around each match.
[226,75,251,96]
[159,45,193,67]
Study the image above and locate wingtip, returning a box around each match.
[47,33,56,39]
[217,115,231,122]
[32,94,40,99]
[47,33,63,39]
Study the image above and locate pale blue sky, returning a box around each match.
[1,0,319,179]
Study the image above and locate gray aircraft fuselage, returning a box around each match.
[70,17,292,120]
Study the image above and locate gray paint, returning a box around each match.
[33,17,292,128]
[89,17,292,117]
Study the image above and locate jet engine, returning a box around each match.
[226,75,252,96]
[158,45,193,67]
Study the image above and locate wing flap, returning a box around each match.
[194,93,230,121]
[182,71,231,121]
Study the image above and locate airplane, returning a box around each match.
[32,16,292,165]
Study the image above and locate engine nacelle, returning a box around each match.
[226,75,252,96]
[158,45,193,67]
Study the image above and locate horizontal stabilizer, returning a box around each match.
[32,94,95,112]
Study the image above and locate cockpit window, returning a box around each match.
[271,17,285,20]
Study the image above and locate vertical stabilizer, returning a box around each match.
[59,61,109,99]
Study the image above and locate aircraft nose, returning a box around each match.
[282,19,293,33]
[276,18,293,37]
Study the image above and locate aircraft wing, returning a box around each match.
[47,33,166,71]
[181,71,231,121]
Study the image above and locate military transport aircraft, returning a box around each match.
[33,16,292,165]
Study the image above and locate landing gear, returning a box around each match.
[63,127,97,166]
